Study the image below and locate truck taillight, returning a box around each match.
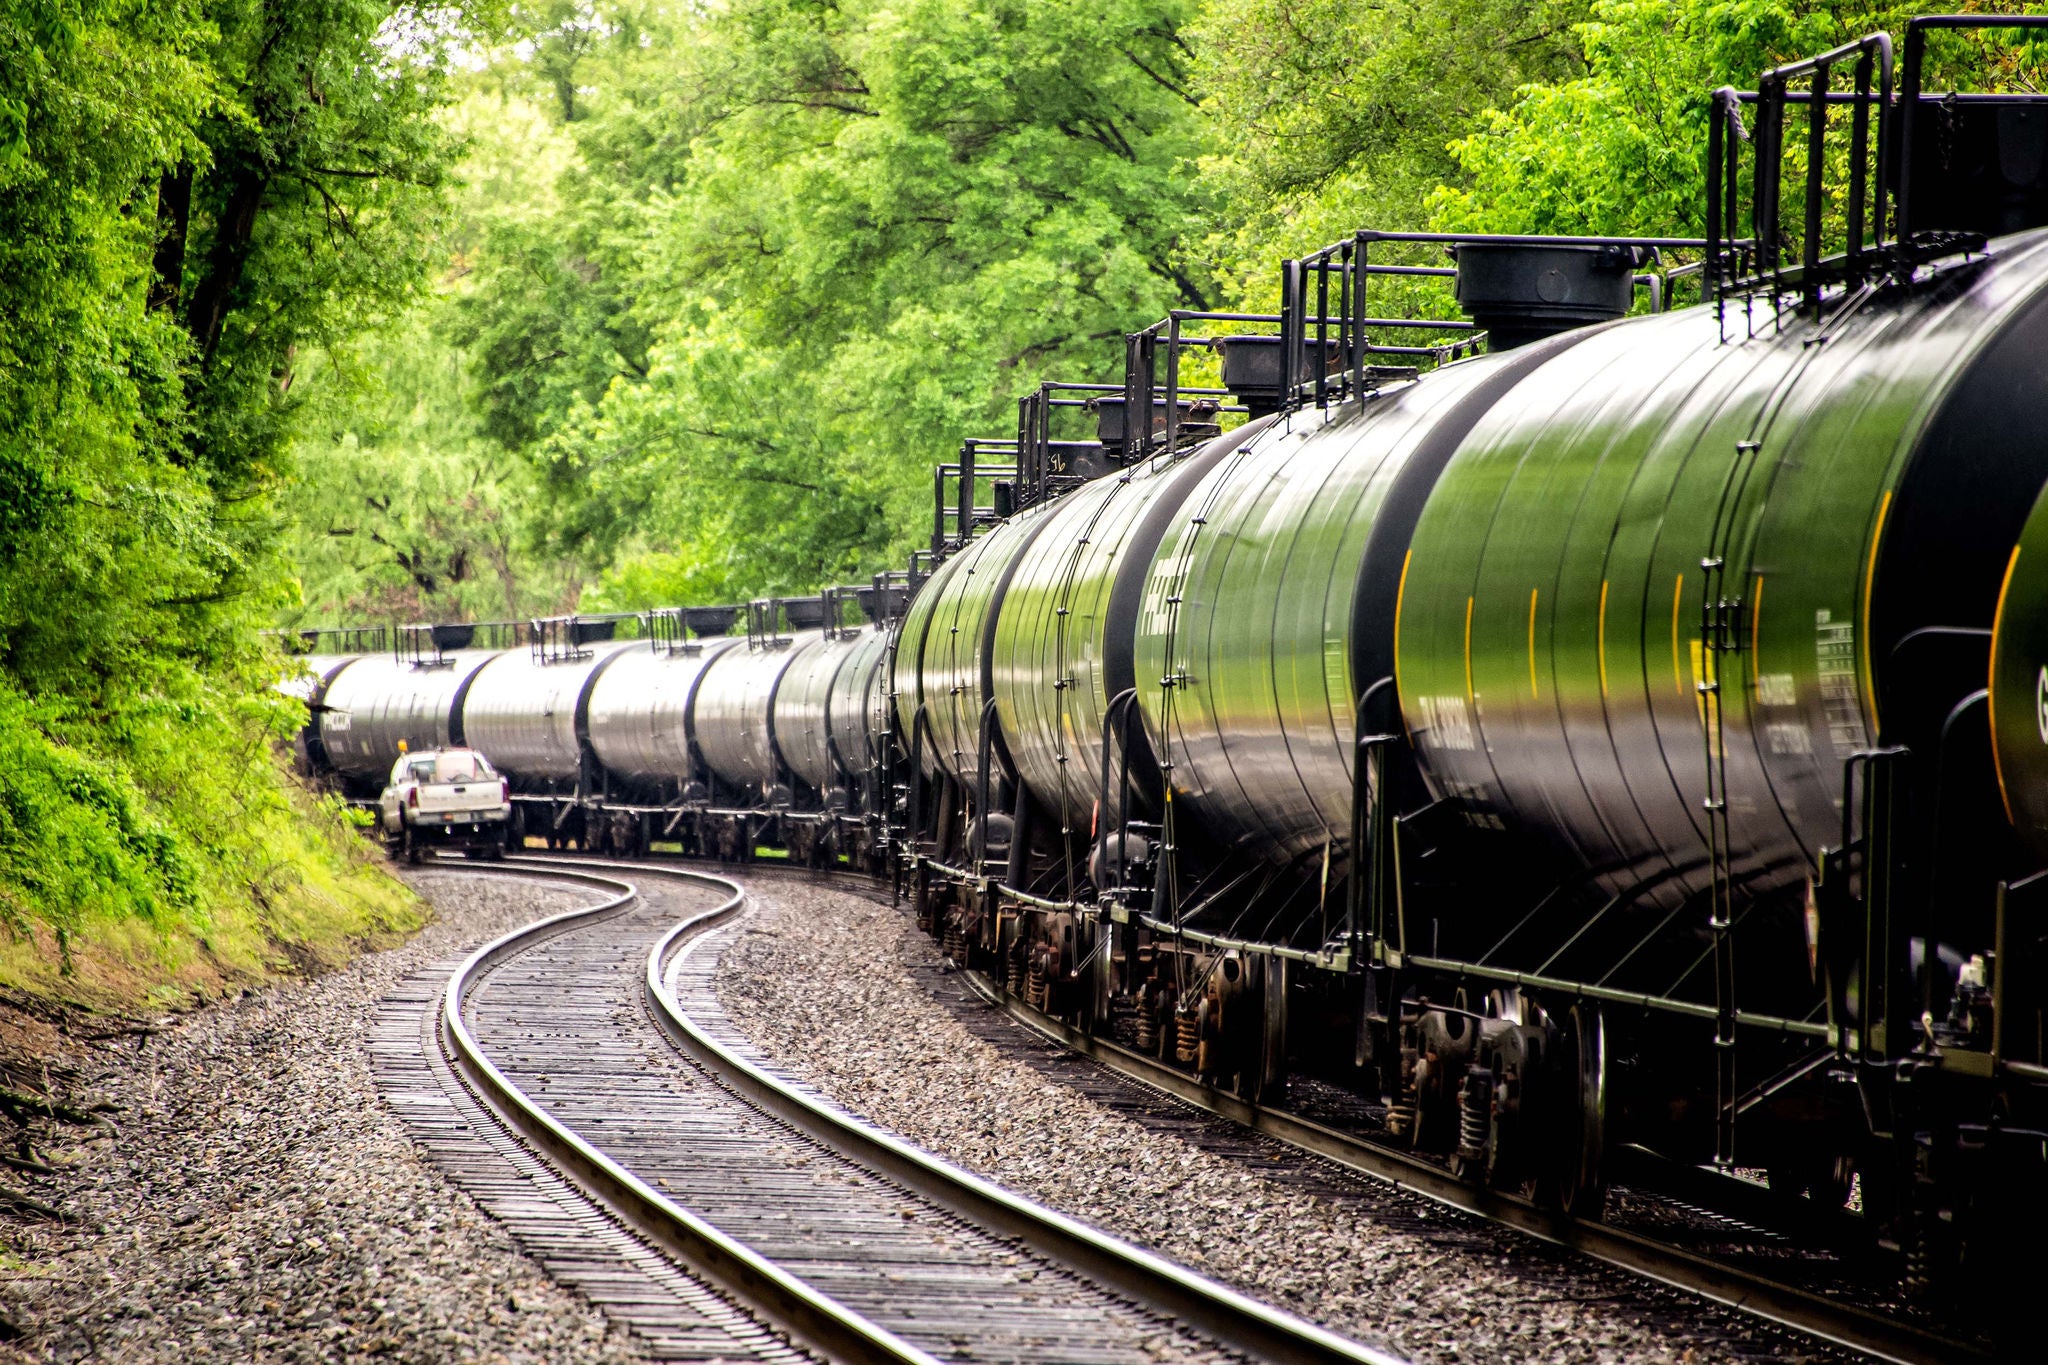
[407,787,419,808]
[500,780,509,803]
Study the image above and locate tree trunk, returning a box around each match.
[148,165,194,313]
[185,165,269,369]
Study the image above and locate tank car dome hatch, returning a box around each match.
[780,597,828,631]
[1051,440,1119,481]
[1451,242,1637,350]
[1897,82,2048,240]
[1214,334,1343,417]
[1991,481,2048,860]
[684,604,740,637]
[429,622,476,652]
[1090,395,1219,455]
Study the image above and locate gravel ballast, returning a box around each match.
[0,869,649,1365]
[715,875,1811,1365]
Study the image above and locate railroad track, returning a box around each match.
[411,854,1407,1365]
[580,852,1989,1365]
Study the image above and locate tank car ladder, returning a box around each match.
[1700,437,1762,1169]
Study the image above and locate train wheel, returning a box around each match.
[1555,1003,1608,1219]
[1249,956,1288,1106]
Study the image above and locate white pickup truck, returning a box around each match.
[377,747,512,863]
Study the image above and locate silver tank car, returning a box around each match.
[695,630,820,797]
[584,638,742,785]
[1125,348,1550,864]
[825,625,891,795]
[460,642,635,782]
[316,651,498,782]
[774,626,890,797]
[892,503,1056,789]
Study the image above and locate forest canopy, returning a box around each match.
[281,0,2046,625]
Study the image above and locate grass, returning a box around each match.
[0,668,425,1014]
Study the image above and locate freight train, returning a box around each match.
[288,20,2048,1323]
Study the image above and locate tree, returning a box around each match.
[0,0,477,985]
[453,0,1216,594]
[1189,0,1592,299]
[1431,1,2048,239]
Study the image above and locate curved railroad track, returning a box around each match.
[413,854,1407,1365]
[563,852,1991,1365]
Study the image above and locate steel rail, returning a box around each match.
[484,852,1988,1364]
[437,861,943,1365]
[955,968,1986,1365]
[505,853,1405,1365]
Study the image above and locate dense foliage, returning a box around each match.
[0,0,474,993]
[287,0,2046,625]
[7,0,2038,987]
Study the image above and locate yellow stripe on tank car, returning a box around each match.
[1751,573,1764,660]
[1597,579,1610,698]
[1671,572,1685,697]
[1393,550,1412,690]
[1528,588,1540,700]
[1989,542,2023,826]
[1861,490,1893,737]
[1394,549,1414,745]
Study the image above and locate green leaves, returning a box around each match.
[0,1,466,984]
[1428,1,2048,240]
[433,0,1211,595]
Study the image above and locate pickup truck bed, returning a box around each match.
[378,748,512,862]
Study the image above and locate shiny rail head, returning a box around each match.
[433,858,942,1365]
[638,862,1411,1365]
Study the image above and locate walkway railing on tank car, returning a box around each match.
[868,569,911,627]
[266,624,392,656]
[530,613,630,665]
[1708,19,2048,318]
[467,619,536,652]
[1014,381,1135,510]
[643,604,739,656]
[1122,230,1701,460]
[396,621,474,669]
[1705,33,1895,316]
[745,599,792,650]
[932,443,1019,555]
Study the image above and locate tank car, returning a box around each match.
[314,649,497,795]
[289,590,899,867]
[886,21,2048,1315]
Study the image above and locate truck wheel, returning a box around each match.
[403,825,423,865]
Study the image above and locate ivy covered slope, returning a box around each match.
[0,0,479,1003]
